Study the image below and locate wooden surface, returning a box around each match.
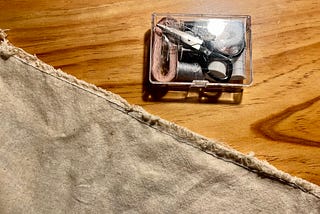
[1,0,319,185]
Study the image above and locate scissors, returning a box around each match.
[156,23,243,82]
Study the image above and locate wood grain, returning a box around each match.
[1,0,319,185]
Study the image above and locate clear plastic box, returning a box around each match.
[145,13,252,103]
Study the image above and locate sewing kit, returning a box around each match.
[147,13,252,103]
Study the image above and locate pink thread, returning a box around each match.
[151,18,178,82]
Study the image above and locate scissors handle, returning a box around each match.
[200,55,233,83]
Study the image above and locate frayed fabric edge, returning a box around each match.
[0,29,319,199]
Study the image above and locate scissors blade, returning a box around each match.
[156,24,203,50]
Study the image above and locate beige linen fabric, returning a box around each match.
[0,31,319,213]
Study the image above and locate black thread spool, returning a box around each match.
[175,62,204,82]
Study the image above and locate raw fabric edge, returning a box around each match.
[0,29,319,198]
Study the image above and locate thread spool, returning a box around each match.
[231,51,246,80]
[205,53,246,81]
[207,61,227,79]
[151,18,178,82]
[176,62,204,82]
